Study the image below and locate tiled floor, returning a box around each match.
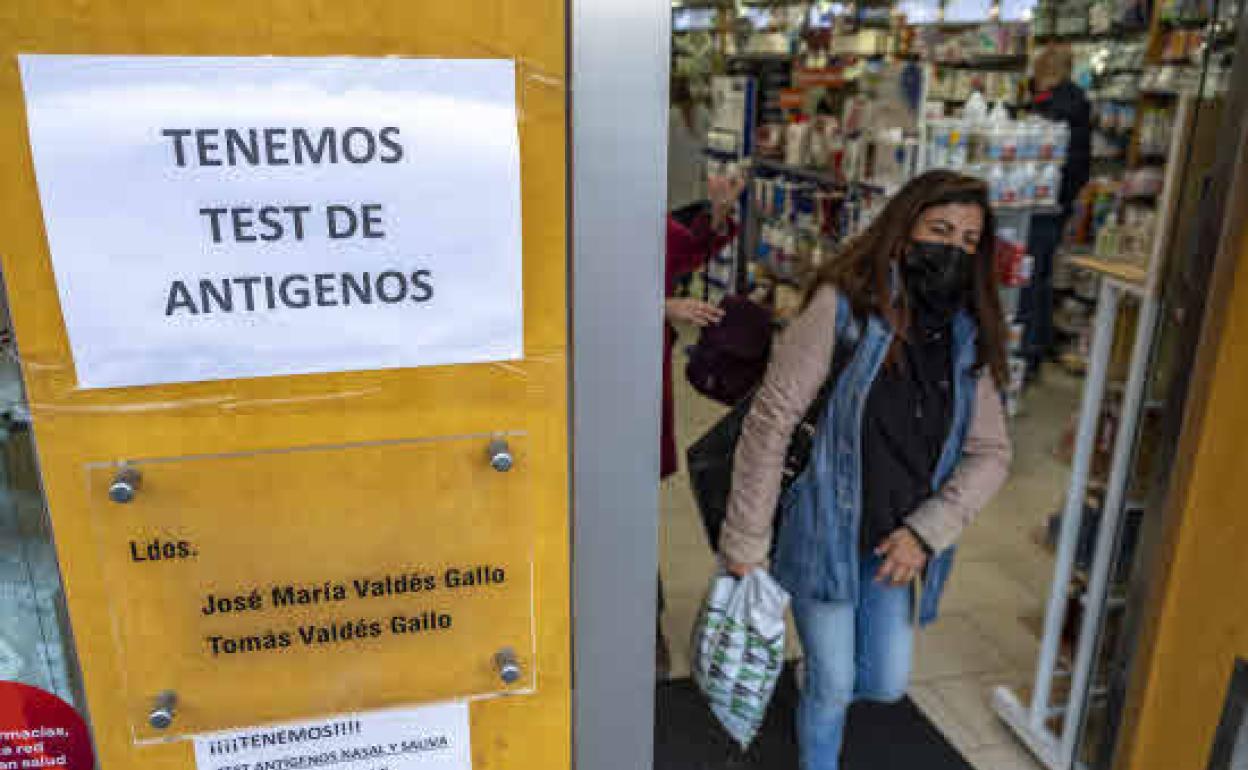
[659,324,1081,768]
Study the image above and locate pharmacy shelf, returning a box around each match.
[931,97,1022,106]
[752,158,841,186]
[995,202,1065,215]
[933,55,1030,69]
[1034,27,1149,43]
[1068,255,1149,289]
[752,158,889,193]
[1158,15,1215,29]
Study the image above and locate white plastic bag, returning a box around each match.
[690,569,790,749]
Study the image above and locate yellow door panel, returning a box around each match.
[0,3,568,770]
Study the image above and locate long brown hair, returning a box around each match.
[807,170,1009,387]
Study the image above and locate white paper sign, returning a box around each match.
[19,55,523,389]
[192,702,471,770]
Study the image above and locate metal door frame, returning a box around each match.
[569,1,669,769]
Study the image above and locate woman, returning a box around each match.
[662,174,742,480]
[657,173,741,677]
[720,171,1012,769]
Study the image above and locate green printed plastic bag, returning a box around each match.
[690,569,790,749]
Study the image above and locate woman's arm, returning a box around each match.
[719,286,840,569]
[666,176,745,283]
[904,370,1013,552]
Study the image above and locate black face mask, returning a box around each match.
[903,240,973,319]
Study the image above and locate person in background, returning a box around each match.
[721,171,1012,770]
[658,71,716,679]
[1024,44,1091,380]
[668,74,710,214]
[656,172,742,679]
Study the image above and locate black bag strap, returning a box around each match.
[808,292,859,419]
[781,294,860,483]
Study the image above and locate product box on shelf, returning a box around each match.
[925,105,1068,207]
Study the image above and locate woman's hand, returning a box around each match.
[874,528,929,586]
[665,298,724,327]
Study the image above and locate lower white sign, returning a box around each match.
[192,702,470,770]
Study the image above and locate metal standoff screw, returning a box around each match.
[493,647,521,685]
[486,438,513,473]
[148,691,177,730]
[109,466,142,504]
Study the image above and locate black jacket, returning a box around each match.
[1033,80,1092,211]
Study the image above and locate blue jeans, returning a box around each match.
[792,553,915,770]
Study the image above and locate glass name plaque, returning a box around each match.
[87,434,535,742]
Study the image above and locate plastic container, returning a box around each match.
[785,118,810,167]
[950,122,970,168]
[809,115,839,169]
[989,163,1009,206]
[981,125,1000,161]
[1019,120,1043,161]
[1095,221,1119,260]
[1001,124,1020,162]
[965,162,989,182]
[1035,163,1061,206]
[1003,164,1022,205]
[1039,120,1059,160]
[927,118,951,169]
[963,91,990,125]
[1054,123,1071,161]
[988,100,1011,125]
[1015,163,1037,205]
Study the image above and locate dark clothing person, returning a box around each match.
[1021,213,1064,373]
[658,202,734,680]
[1024,79,1092,372]
[859,312,953,553]
[1032,79,1092,212]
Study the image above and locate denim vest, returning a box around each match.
[771,295,980,626]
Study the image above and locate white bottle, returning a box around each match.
[1039,120,1059,161]
[950,121,970,169]
[1054,123,1071,162]
[1002,163,1024,205]
[989,163,1008,206]
[1037,163,1061,206]
[1015,163,1037,205]
[963,91,989,126]
[928,118,951,169]
[808,124,829,169]
[1021,119,1043,160]
[785,119,810,167]
[843,137,863,182]
[988,100,1011,125]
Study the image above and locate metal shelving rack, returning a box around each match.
[991,94,1194,770]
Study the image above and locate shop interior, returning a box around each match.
[657,1,1240,768]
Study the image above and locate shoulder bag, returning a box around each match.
[685,299,858,552]
[684,293,774,407]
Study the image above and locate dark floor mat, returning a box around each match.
[656,667,975,770]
